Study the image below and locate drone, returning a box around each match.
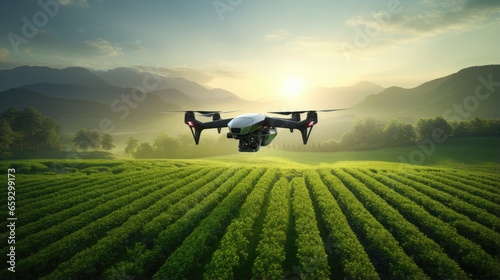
[183,109,346,152]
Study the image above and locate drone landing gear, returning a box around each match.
[299,125,314,144]
[188,124,203,145]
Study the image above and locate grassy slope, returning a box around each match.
[203,137,500,173]
[1,137,498,174]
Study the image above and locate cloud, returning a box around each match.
[84,38,121,56]
[0,48,10,62]
[346,0,500,44]
[57,0,88,8]
[126,40,149,54]
[264,29,290,41]
[286,36,346,56]
[134,65,246,85]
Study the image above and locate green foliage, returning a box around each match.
[73,128,101,151]
[101,133,115,150]
[291,177,330,279]
[1,159,498,279]
[416,116,453,140]
[289,117,498,153]
[0,119,15,158]
[252,177,291,279]
[0,107,62,157]
[452,117,500,137]
[343,169,468,279]
[305,170,379,279]
[124,137,139,156]
[383,119,416,145]
[134,142,155,158]
[204,169,278,279]
[129,132,237,159]
[326,169,429,279]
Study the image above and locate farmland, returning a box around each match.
[0,158,499,279]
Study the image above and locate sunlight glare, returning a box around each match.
[283,77,303,98]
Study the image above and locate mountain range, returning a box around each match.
[351,65,500,119]
[0,64,498,137]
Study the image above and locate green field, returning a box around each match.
[0,139,499,279]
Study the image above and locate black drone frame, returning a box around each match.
[183,109,346,145]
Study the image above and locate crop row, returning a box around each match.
[14,173,159,249]
[204,168,279,279]
[10,167,213,279]
[424,170,499,195]
[385,169,500,231]
[18,171,147,208]
[251,177,291,279]
[290,177,330,279]
[18,168,188,220]
[152,168,265,279]
[304,170,379,279]
[108,168,261,278]
[349,169,500,279]
[0,168,197,255]
[383,170,500,246]
[6,168,201,254]
[410,170,500,204]
[3,163,499,279]
[341,168,467,279]
[321,169,428,279]
[43,167,236,279]
[17,171,152,224]
[400,171,499,215]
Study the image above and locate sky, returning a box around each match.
[0,0,499,100]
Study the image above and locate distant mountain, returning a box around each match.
[0,66,113,92]
[0,65,248,111]
[351,65,500,119]
[151,88,200,108]
[22,82,124,104]
[94,67,243,101]
[0,87,182,134]
[259,81,385,111]
[301,81,385,108]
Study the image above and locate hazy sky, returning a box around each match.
[1,0,499,100]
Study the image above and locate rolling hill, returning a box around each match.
[351,65,500,119]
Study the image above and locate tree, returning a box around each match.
[153,132,181,158]
[416,117,452,140]
[73,129,101,151]
[0,107,61,152]
[134,142,155,158]
[125,137,139,156]
[347,118,384,150]
[383,119,416,146]
[101,133,115,150]
[0,119,15,158]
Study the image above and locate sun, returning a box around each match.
[283,77,303,98]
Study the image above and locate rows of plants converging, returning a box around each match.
[1,162,499,279]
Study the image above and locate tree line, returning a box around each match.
[72,128,115,151]
[0,107,62,158]
[1,106,497,159]
[278,116,500,152]
[0,107,117,159]
[124,132,237,159]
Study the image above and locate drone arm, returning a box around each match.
[265,111,318,144]
[184,111,232,144]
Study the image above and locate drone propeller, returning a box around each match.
[198,110,239,117]
[162,110,239,116]
[268,109,348,115]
